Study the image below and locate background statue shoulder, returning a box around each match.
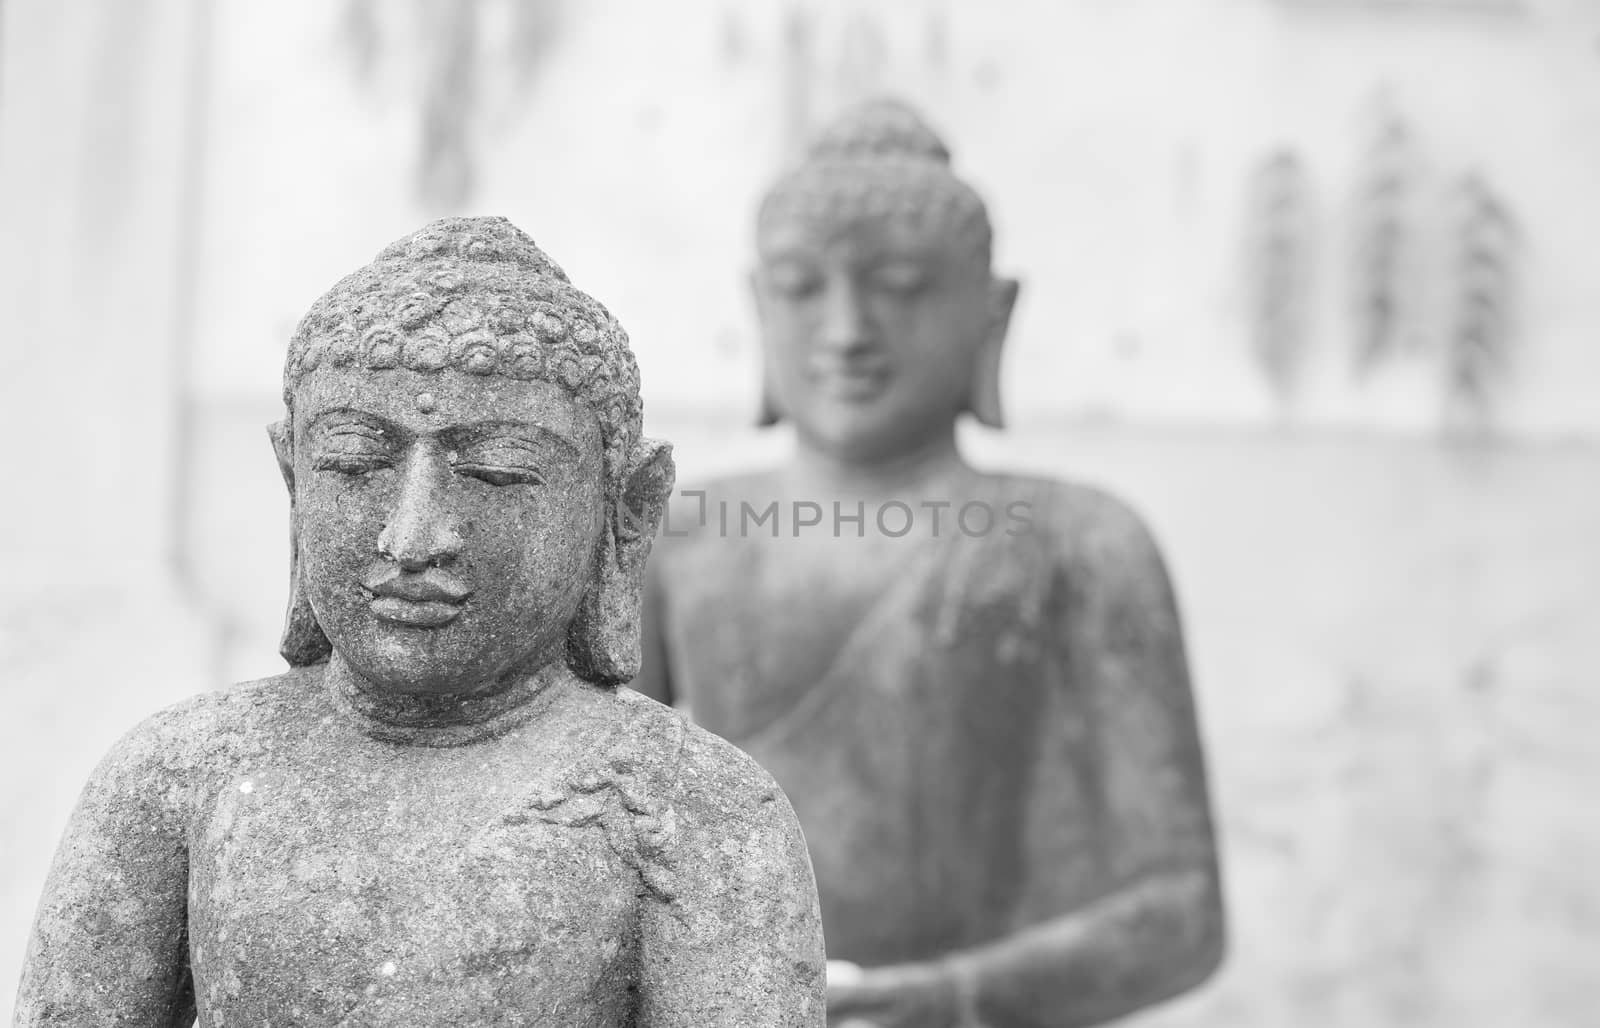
[996,474,1175,580]
[648,469,781,604]
[654,468,780,550]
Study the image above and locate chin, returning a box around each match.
[812,425,917,465]
[339,629,506,695]
[802,403,940,463]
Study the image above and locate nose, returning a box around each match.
[376,448,463,570]
[818,276,874,356]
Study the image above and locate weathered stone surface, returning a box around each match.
[636,101,1225,1027]
[14,217,825,1026]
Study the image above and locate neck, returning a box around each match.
[322,653,567,747]
[789,423,970,500]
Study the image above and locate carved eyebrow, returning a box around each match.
[760,248,823,268]
[306,409,398,439]
[309,408,385,428]
[443,421,580,458]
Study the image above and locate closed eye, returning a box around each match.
[312,454,392,475]
[765,263,822,299]
[455,464,544,487]
[870,263,927,294]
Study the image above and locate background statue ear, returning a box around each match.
[267,420,295,493]
[969,277,1020,429]
[755,376,784,427]
[748,267,786,427]
[566,439,677,687]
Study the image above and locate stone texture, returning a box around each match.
[13,218,825,1026]
[636,101,1225,1027]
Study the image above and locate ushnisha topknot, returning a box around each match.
[284,216,642,491]
[757,98,993,267]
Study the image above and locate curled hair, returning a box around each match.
[283,216,644,494]
[757,98,994,268]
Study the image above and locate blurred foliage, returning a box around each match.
[1245,149,1315,405]
[1351,101,1415,377]
[1445,174,1517,437]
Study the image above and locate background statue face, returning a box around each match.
[289,365,606,694]
[754,214,1001,464]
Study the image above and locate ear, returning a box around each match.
[267,419,295,493]
[268,419,331,665]
[749,268,785,428]
[615,438,677,569]
[969,276,1019,430]
[565,439,677,687]
[756,374,784,428]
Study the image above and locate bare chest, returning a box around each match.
[660,525,1060,739]
[186,753,640,1026]
[660,534,931,730]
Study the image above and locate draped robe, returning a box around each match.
[644,473,1215,968]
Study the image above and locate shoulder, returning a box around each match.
[543,689,814,906]
[109,667,304,758]
[598,691,809,862]
[603,689,794,820]
[605,695,819,945]
[78,666,320,819]
[992,472,1170,572]
[694,468,781,504]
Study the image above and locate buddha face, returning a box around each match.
[288,366,607,695]
[754,214,1002,464]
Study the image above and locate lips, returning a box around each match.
[362,570,472,629]
[808,358,889,400]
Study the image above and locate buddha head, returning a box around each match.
[752,98,1019,464]
[270,216,674,694]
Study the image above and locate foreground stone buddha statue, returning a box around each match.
[634,102,1225,1027]
[14,217,825,1027]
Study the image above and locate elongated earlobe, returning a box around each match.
[268,420,331,666]
[968,277,1019,430]
[279,541,333,666]
[268,420,295,492]
[749,267,785,428]
[565,439,676,687]
[756,376,784,427]
[969,336,1006,429]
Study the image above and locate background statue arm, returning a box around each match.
[13,715,198,1027]
[829,499,1225,1028]
[963,502,1225,1027]
[634,731,826,1027]
[827,872,1219,1028]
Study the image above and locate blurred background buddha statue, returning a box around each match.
[635,100,1225,1028]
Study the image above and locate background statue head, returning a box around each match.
[752,98,1020,463]
[271,216,674,691]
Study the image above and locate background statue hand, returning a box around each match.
[825,959,964,1028]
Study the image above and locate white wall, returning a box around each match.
[190,0,1600,438]
[4,1,1599,1024]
